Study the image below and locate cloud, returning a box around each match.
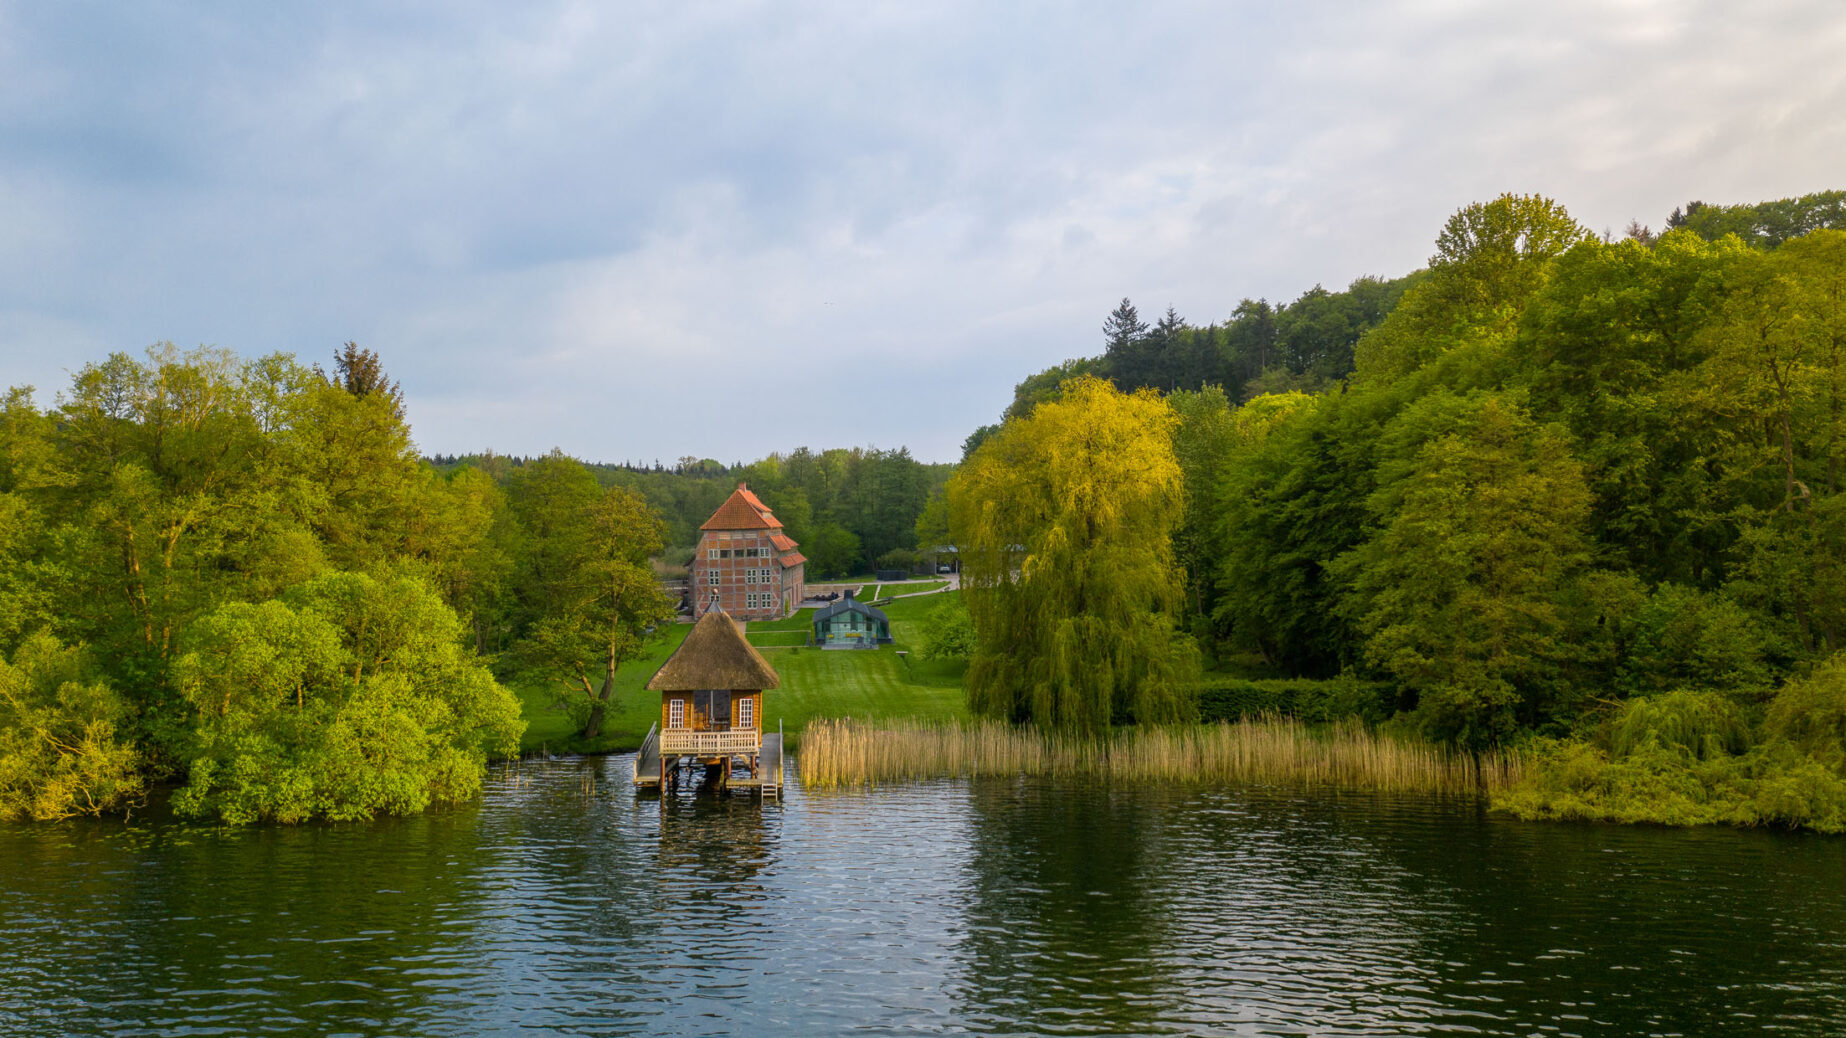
[1,0,1843,461]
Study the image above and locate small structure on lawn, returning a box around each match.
[811,589,892,649]
[633,608,783,795]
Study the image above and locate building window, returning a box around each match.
[668,698,685,729]
[708,570,720,585]
[737,696,754,730]
[707,548,718,560]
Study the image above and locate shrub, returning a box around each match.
[1619,584,1771,697]
[917,596,977,661]
[0,634,142,821]
[171,572,524,824]
[1194,676,1394,725]
[1608,690,1751,761]
[1765,654,1846,768]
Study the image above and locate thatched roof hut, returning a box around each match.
[647,608,782,692]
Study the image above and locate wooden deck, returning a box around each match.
[633,722,784,797]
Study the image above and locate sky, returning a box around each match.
[2,1,1843,464]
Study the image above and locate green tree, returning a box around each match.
[0,634,142,821]
[950,376,1198,733]
[1333,396,1592,745]
[806,523,862,578]
[917,595,977,660]
[524,485,677,739]
[172,572,523,824]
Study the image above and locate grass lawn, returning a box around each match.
[512,592,970,755]
[748,608,816,633]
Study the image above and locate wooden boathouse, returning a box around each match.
[633,607,784,796]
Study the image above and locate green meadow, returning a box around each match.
[515,591,968,755]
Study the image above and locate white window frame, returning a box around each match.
[708,548,718,560]
[737,696,755,730]
[708,570,721,586]
[668,698,685,728]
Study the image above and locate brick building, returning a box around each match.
[691,484,806,620]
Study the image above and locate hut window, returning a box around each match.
[695,690,731,726]
[668,698,685,728]
[738,696,754,729]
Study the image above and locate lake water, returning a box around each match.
[2,756,1844,1036]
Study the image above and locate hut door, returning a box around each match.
[694,690,732,730]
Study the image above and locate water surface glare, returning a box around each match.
[2,756,1844,1035]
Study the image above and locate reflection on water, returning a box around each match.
[1,757,1844,1035]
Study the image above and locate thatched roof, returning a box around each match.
[647,609,782,692]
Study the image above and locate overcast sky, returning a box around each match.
[2,2,1843,463]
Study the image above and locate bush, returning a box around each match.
[0,634,142,821]
[917,596,977,661]
[1609,690,1751,760]
[1765,654,1846,768]
[171,572,525,824]
[1194,675,1394,725]
[1619,584,1772,696]
[1496,680,1846,833]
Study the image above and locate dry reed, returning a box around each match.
[798,717,1522,796]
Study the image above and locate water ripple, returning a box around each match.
[1,757,1843,1035]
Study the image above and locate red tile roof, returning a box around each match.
[780,552,807,567]
[700,484,782,531]
[770,533,799,551]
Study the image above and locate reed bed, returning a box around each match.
[798,717,1522,796]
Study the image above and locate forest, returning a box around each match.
[956,189,1846,829]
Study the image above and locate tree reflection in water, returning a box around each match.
[953,777,1174,1035]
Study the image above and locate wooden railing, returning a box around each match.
[660,728,762,756]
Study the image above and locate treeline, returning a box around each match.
[964,273,1422,457]
[0,346,527,822]
[1666,188,1846,250]
[437,447,952,579]
[960,190,1846,829]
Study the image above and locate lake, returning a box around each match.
[2,756,1843,1036]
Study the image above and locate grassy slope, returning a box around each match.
[515,592,969,755]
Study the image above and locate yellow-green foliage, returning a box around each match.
[1767,655,1846,768]
[950,376,1198,732]
[171,572,524,824]
[1609,690,1752,760]
[1497,673,1846,833]
[799,717,1520,796]
[0,634,142,821]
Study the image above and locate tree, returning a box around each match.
[1102,297,1147,354]
[525,485,676,739]
[917,595,977,660]
[0,634,141,821]
[806,523,862,578]
[171,572,523,824]
[949,376,1198,733]
[502,450,602,635]
[321,342,405,419]
[1332,396,1592,746]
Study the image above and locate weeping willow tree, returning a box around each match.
[948,376,1198,734]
